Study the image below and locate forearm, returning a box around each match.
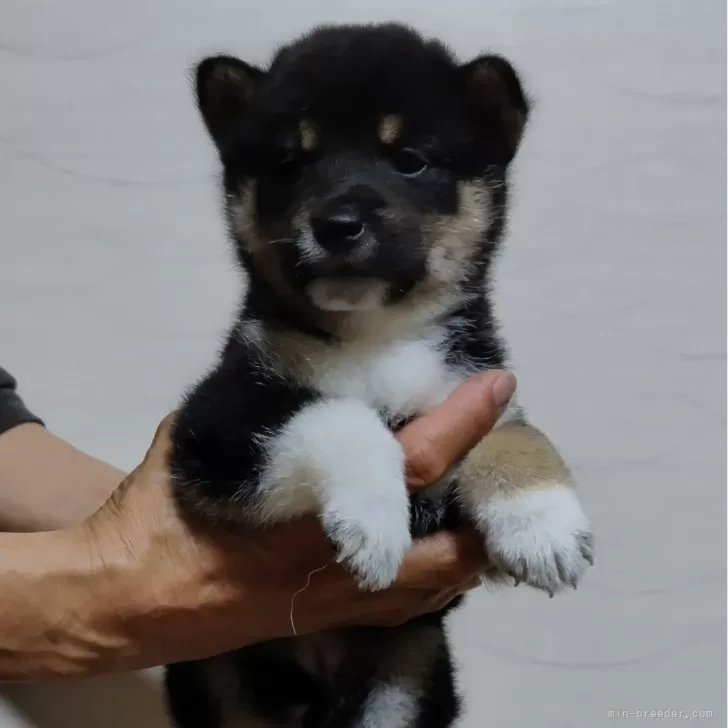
[0,526,138,681]
[0,502,255,682]
[0,423,124,532]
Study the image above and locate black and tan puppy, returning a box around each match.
[165,23,593,728]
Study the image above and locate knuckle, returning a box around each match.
[411,446,446,485]
[430,540,468,582]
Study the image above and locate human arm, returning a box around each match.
[0,423,122,531]
[0,370,516,682]
[0,367,121,531]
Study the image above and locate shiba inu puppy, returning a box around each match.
[165,22,593,728]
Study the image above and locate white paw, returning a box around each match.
[479,486,594,595]
[322,484,412,590]
[260,398,411,590]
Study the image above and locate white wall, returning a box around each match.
[0,1,725,726]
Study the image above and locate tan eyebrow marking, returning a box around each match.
[378,114,403,144]
[300,119,317,151]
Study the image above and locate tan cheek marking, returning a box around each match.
[453,180,491,241]
[229,180,262,252]
[300,120,317,151]
[378,114,403,145]
[424,180,491,285]
[230,182,303,304]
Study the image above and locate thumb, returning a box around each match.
[141,412,178,468]
[396,371,516,491]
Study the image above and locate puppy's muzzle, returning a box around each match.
[309,185,385,258]
[310,204,364,255]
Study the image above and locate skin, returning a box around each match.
[0,422,122,532]
[0,370,516,682]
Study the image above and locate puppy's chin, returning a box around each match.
[306,278,388,312]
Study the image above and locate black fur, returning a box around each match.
[171,338,319,521]
[166,22,529,728]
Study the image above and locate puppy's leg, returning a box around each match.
[172,364,410,590]
[352,624,459,728]
[256,397,411,589]
[458,417,593,595]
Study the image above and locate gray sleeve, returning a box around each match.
[0,367,44,436]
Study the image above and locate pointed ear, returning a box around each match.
[195,55,264,148]
[460,54,530,164]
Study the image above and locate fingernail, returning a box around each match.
[491,372,517,408]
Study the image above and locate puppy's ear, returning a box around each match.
[195,55,264,148]
[460,54,530,164]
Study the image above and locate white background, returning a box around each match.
[0,0,725,726]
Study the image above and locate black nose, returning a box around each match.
[310,204,365,255]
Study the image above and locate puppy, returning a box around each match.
[165,23,593,728]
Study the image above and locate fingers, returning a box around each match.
[397,370,516,490]
[352,572,484,629]
[246,516,336,565]
[393,530,489,589]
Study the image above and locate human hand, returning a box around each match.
[79,370,516,672]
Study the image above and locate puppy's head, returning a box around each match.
[195,24,529,316]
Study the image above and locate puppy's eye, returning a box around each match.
[391,148,429,177]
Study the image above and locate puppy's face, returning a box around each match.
[196,25,529,314]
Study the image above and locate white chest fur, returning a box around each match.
[298,330,466,419]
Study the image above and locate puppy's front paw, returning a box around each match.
[322,485,412,591]
[261,397,411,590]
[479,486,593,595]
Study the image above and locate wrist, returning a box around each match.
[0,523,137,681]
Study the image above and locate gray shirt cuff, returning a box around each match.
[0,367,44,436]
